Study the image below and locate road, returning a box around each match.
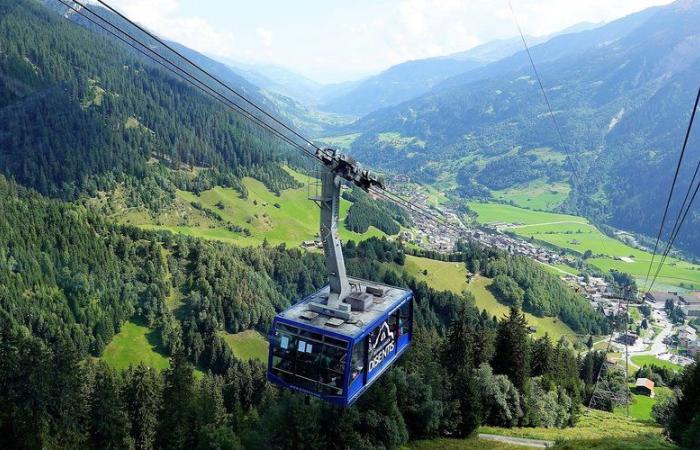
[625,300,674,368]
[478,434,555,448]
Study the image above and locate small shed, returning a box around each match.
[635,378,655,398]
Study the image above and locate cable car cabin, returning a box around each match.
[267,278,413,407]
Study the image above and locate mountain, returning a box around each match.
[321,22,605,118]
[344,0,700,256]
[0,0,304,203]
[219,59,361,107]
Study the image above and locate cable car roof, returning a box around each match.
[277,277,412,340]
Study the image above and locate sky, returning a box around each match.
[102,0,675,84]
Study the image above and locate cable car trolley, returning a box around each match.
[267,148,414,406]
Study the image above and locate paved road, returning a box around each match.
[478,434,555,448]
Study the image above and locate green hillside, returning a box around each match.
[115,167,392,247]
[478,409,675,450]
[403,256,575,340]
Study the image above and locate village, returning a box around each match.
[386,185,700,374]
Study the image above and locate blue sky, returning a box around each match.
[105,0,674,84]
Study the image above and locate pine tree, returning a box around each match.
[122,364,161,450]
[158,351,195,450]
[87,362,133,450]
[493,307,531,392]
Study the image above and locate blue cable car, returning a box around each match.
[268,279,413,406]
[267,148,414,406]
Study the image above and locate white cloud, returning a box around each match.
[97,0,675,83]
[101,0,236,58]
[256,27,273,48]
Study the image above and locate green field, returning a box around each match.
[102,320,170,372]
[403,255,575,340]
[630,355,683,372]
[121,167,391,247]
[614,387,672,422]
[469,202,700,291]
[493,179,571,211]
[220,330,269,362]
[478,409,675,450]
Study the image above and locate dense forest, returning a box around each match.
[0,175,628,449]
[343,188,411,235]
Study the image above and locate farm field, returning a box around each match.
[478,409,675,450]
[631,355,684,372]
[102,320,170,372]
[493,179,571,211]
[403,255,575,340]
[220,330,269,362]
[120,167,390,247]
[469,202,700,291]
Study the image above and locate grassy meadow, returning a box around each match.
[493,179,571,210]
[119,167,389,247]
[478,409,675,450]
[403,255,575,340]
[102,320,170,372]
[469,202,700,291]
[220,330,269,362]
[630,355,683,372]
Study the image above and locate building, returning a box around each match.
[635,378,655,397]
[681,304,700,317]
[646,291,684,305]
[688,340,700,359]
[678,325,697,347]
[617,332,638,346]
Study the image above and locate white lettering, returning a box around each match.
[368,342,395,372]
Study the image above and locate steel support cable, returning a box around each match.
[373,190,466,239]
[61,0,467,237]
[60,0,318,164]
[646,85,700,293]
[648,169,700,293]
[508,1,580,183]
[371,187,463,234]
[94,0,322,153]
[643,85,700,289]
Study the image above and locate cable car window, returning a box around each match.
[399,302,411,336]
[295,339,321,381]
[350,339,366,384]
[319,344,346,395]
[324,336,347,348]
[389,309,399,335]
[273,331,297,359]
[300,329,323,342]
[278,323,299,335]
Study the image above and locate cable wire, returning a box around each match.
[62,0,318,163]
[643,85,700,289]
[94,0,322,153]
[59,0,464,238]
[508,0,580,182]
[645,85,700,293]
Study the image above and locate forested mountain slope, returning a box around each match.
[345,0,700,256]
[0,0,298,204]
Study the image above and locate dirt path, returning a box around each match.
[478,433,555,448]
